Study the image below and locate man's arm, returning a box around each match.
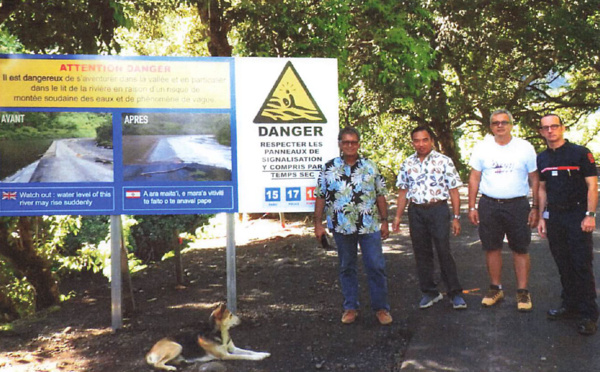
[528,171,540,228]
[314,197,327,240]
[468,169,481,225]
[376,195,390,239]
[392,188,409,232]
[582,176,598,232]
[537,181,547,238]
[449,187,461,236]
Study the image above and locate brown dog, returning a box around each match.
[145,303,270,371]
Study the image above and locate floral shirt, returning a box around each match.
[396,150,462,204]
[315,157,388,235]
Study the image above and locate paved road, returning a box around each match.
[7,138,113,183]
[386,194,600,372]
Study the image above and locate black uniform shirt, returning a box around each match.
[537,140,597,208]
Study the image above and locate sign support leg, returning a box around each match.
[226,213,237,313]
[111,215,123,330]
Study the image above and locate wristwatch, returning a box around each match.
[453,215,461,220]
[585,211,596,218]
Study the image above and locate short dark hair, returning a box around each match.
[541,113,563,125]
[338,126,360,141]
[411,126,435,140]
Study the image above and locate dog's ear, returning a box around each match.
[211,302,227,321]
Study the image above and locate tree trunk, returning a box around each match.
[0,218,19,321]
[434,123,462,171]
[0,285,19,323]
[195,0,233,57]
[427,53,463,171]
[0,217,60,311]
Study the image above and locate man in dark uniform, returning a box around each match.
[537,113,599,335]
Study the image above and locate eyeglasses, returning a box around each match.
[491,121,511,127]
[340,140,359,146]
[539,124,561,132]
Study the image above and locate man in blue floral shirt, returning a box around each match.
[314,126,392,325]
[392,126,466,310]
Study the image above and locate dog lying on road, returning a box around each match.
[146,303,271,370]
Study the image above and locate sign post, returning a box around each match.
[226,213,237,313]
[110,215,123,330]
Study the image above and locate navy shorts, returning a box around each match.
[478,195,531,253]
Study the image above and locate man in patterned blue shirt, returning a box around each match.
[393,126,466,310]
[314,126,392,325]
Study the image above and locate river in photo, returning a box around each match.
[123,134,232,182]
[147,135,232,170]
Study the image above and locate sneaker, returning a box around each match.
[341,309,358,324]
[481,286,504,307]
[577,318,598,336]
[516,290,533,312]
[451,294,467,310]
[376,309,393,325]
[419,292,443,309]
[547,307,579,321]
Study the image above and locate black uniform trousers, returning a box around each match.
[546,208,599,322]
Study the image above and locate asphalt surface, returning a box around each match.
[388,198,600,372]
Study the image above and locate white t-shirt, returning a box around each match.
[469,135,537,199]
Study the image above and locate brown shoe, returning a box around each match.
[376,309,393,325]
[341,309,358,324]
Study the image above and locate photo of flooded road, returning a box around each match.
[4,138,113,183]
[121,112,232,182]
[0,112,113,183]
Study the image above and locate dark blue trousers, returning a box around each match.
[546,209,599,322]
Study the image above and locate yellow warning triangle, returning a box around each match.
[254,61,327,124]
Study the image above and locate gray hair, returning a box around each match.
[490,109,514,125]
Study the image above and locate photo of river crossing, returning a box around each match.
[121,113,232,182]
[0,112,113,183]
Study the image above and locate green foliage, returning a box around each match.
[0,259,34,319]
[216,122,231,146]
[130,214,211,262]
[0,112,112,140]
[115,1,209,56]
[1,212,213,322]
[1,0,129,54]
[0,25,23,53]
[95,121,114,149]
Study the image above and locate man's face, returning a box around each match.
[411,129,434,157]
[339,133,360,157]
[490,113,513,137]
[539,115,565,143]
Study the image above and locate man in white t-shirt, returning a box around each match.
[468,109,539,312]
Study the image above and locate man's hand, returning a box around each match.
[537,218,547,238]
[452,218,461,236]
[381,221,390,240]
[468,209,479,226]
[582,216,596,233]
[314,223,326,242]
[392,215,402,232]
[528,209,539,228]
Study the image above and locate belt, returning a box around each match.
[411,199,447,209]
[482,194,526,204]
